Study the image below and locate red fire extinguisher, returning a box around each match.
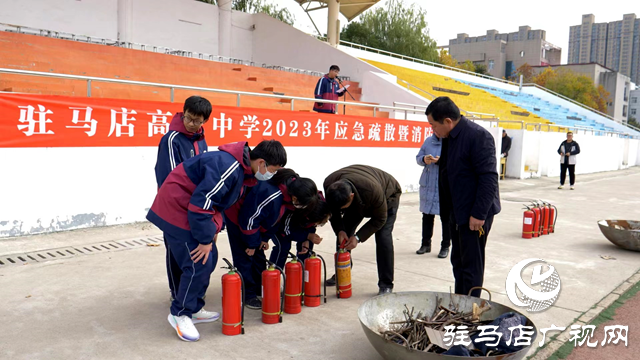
[541,201,551,235]
[335,240,352,299]
[262,260,285,324]
[303,250,327,307]
[221,258,245,336]
[548,203,558,233]
[522,205,537,239]
[284,252,304,314]
[531,202,542,238]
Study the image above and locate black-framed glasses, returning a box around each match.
[182,114,206,126]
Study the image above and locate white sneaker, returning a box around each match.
[168,314,200,342]
[192,309,220,324]
[558,185,564,189]
[570,186,575,190]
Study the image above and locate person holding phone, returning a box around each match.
[415,134,451,258]
[557,131,580,190]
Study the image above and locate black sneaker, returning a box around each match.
[245,297,262,310]
[325,274,336,286]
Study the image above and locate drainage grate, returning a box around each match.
[0,235,164,267]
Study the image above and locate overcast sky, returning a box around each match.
[272,0,639,64]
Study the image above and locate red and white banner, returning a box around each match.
[0,94,432,148]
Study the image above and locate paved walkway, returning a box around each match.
[1,168,640,359]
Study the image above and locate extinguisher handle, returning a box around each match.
[339,239,347,249]
[221,257,234,270]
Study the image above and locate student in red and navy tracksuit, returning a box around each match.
[224,169,319,310]
[154,95,211,304]
[270,195,332,269]
[147,140,287,342]
[313,65,346,114]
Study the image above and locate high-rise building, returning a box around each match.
[568,14,640,85]
[448,26,561,79]
[629,88,640,122]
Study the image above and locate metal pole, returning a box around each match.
[327,0,340,47]
[290,99,295,112]
[87,79,91,97]
[237,94,241,107]
[519,75,523,92]
[170,87,174,102]
[373,107,376,117]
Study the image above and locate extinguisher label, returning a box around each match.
[524,217,533,225]
[304,270,309,283]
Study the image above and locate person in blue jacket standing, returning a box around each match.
[313,65,347,114]
[415,134,451,259]
[155,95,210,187]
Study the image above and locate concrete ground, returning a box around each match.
[1,168,640,360]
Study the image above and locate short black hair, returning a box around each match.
[326,181,352,209]
[250,140,287,167]
[183,95,212,120]
[330,65,340,72]
[269,169,318,209]
[567,131,573,135]
[425,96,461,124]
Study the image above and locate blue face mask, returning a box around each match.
[255,163,276,181]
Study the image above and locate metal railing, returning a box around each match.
[392,101,634,138]
[0,22,350,82]
[0,68,413,117]
[336,39,520,86]
[520,83,634,129]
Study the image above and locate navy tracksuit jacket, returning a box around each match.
[155,112,208,187]
[270,210,317,269]
[224,181,294,300]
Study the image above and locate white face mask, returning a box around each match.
[255,162,276,181]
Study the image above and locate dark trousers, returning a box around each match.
[164,234,183,300]
[421,213,452,249]
[336,202,398,289]
[225,219,265,301]
[449,214,494,298]
[270,234,314,269]
[560,164,575,186]
[165,231,218,317]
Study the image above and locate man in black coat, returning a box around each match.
[501,130,512,157]
[426,97,501,298]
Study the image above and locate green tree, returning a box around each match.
[438,50,458,68]
[533,68,609,113]
[457,60,476,72]
[197,0,294,25]
[515,63,534,82]
[627,117,639,128]
[474,63,488,75]
[340,0,438,62]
